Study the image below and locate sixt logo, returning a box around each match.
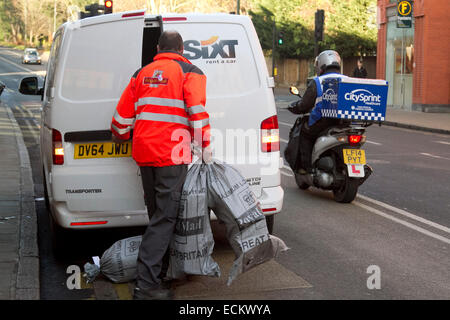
[183,36,238,60]
[344,89,381,104]
[323,88,338,104]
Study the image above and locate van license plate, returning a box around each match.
[74,142,132,159]
[343,149,366,165]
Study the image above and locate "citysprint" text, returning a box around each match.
[344,89,381,103]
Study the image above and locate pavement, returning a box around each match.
[0,101,39,299]
[0,83,449,299]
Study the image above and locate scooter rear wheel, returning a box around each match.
[333,175,359,203]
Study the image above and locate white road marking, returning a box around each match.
[420,152,450,161]
[354,201,450,245]
[366,140,382,146]
[280,150,449,241]
[0,55,33,73]
[434,141,450,146]
[0,48,22,57]
[357,194,450,234]
[0,55,45,77]
[0,72,31,76]
[24,119,39,141]
[366,159,390,164]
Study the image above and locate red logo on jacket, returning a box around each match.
[143,70,168,86]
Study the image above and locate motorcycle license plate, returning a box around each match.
[74,142,132,159]
[343,149,366,165]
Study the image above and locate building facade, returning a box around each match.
[377,0,450,112]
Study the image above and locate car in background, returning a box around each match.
[22,48,41,64]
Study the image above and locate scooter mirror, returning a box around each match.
[289,86,299,96]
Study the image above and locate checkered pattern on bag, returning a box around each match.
[321,109,338,118]
[337,110,385,121]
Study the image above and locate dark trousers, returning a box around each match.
[299,118,342,171]
[136,164,188,290]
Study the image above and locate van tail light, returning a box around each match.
[52,129,64,165]
[348,135,362,145]
[261,115,280,152]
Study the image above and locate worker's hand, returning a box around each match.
[112,134,127,144]
[202,146,213,164]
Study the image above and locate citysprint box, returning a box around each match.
[321,77,388,121]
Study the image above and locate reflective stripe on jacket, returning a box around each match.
[111,51,209,167]
[308,72,348,126]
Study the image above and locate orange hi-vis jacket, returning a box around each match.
[111,51,210,167]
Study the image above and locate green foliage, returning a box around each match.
[0,0,97,46]
[250,0,377,58]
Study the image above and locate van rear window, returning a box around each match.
[172,23,261,97]
[60,20,143,102]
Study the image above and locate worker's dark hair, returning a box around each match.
[158,30,184,52]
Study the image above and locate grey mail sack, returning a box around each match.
[167,163,221,279]
[205,161,289,285]
[83,235,142,283]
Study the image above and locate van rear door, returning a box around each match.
[164,15,280,198]
[52,13,162,212]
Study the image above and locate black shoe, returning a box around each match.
[133,286,174,300]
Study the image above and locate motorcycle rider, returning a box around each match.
[288,50,348,174]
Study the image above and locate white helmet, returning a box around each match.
[315,50,341,75]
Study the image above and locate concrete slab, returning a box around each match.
[173,250,312,299]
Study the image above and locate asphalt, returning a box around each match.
[0,49,449,299]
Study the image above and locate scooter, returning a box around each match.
[286,86,373,203]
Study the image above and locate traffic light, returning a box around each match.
[104,0,113,14]
[278,32,284,45]
[315,9,325,42]
[80,3,102,18]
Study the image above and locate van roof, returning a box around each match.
[66,10,251,29]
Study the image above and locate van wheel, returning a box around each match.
[49,213,72,259]
[265,215,274,234]
[44,177,72,259]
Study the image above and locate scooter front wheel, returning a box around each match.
[294,173,310,190]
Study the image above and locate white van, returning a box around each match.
[20,11,284,240]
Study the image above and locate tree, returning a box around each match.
[249,0,377,59]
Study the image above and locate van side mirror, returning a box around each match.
[19,76,40,95]
[289,86,299,96]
